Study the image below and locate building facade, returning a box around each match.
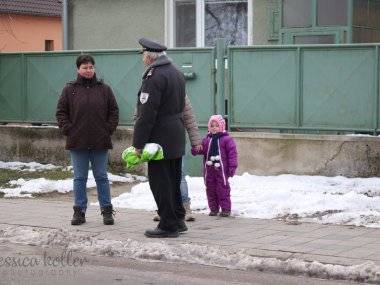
[67,0,380,50]
[0,0,62,52]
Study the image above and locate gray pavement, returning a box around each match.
[0,199,379,268]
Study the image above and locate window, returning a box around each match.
[353,0,368,26]
[282,0,312,28]
[175,0,196,47]
[45,40,54,51]
[369,0,380,28]
[353,0,380,43]
[170,0,249,47]
[353,0,380,27]
[204,0,247,46]
[353,27,380,42]
[317,0,347,26]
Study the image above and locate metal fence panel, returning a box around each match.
[168,48,215,126]
[228,47,298,128]
[25,53,78,123]
[0,54,24,122]
[227,44,379,133]
[24,51,142,125]
[0,48,215,127]
[301,47,376,131]
[89,51,144,125]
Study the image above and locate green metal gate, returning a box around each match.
[227,44,380,134]
[0,48,216,126]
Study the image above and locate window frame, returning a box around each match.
[166,0,252,47]
[282,29,341,44]
[279,0,353,44]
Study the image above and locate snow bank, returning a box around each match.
[0,226,378,283]
[111,173,380,228]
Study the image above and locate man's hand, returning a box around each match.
[194,145,203,152]
[135,148,142,157]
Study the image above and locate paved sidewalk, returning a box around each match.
[0,199,379,267]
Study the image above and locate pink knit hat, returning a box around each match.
[208,114,226,133]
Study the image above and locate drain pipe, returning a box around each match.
[62,0,68,50]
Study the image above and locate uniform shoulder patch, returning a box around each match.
[147,68,154,77]
[140,92,149,104]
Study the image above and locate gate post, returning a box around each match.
[375,45,379,135]
[216,39,228,127]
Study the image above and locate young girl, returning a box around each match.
[192,115,238,217]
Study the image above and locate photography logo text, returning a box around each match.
[0,249,88,279]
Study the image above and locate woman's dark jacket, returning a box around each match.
[56,74,119,150]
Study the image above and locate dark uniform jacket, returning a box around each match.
[56,74,119,150]
[133,55,186,159]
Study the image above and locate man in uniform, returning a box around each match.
[133,38,187,238]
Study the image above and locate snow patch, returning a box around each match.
[0,161,61,172]
[0,160,147,198]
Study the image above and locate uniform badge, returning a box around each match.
[140,92,149,104]
[143,68,154,79]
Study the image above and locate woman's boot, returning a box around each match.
[101,205,115,225]
[71,206,86,225]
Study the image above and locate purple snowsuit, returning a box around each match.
[192,132,238,212]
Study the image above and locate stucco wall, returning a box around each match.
[235,132,380,177]
[0,14,62,52]
[1,126,380,178]
[68,0,165,50]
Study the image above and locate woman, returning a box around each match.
[56,54,119,225]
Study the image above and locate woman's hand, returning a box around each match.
[194,145,203,152]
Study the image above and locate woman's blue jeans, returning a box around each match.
[70,149,111,212]
[180,158,190,204]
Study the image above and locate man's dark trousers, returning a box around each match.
[148,158,185,232]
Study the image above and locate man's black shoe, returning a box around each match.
[71,206,86,225]
[144,228,179,238]
[178,220,188,232]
